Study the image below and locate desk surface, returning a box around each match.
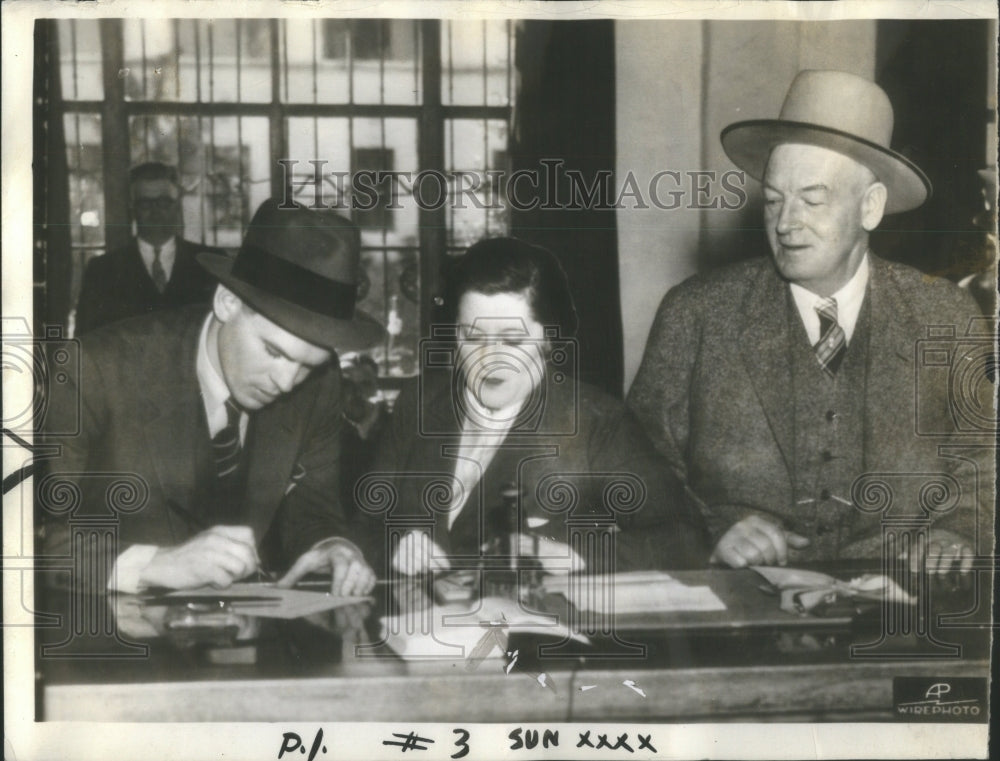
[36,566,992,722]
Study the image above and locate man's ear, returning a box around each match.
[861,182,887,232]
[213,285,243,324]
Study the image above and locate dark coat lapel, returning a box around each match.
[243,384,312,539]
[421,376,471,553]
[737,262,795,477]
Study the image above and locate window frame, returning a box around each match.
[51,18,514,378]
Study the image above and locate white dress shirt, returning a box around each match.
[137,236,177,284]
[789,253,870,346]
[446,390,523,530]
[195,315,249,444]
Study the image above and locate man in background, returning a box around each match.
[75,161,222,335]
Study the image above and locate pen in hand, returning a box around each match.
[165,498,275,582]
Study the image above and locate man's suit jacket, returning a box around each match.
[627,255,992,559]
[40,305,354,573]
[75,237,223,335]
[364,369,708,575]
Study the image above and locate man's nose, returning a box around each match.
[271,362,300,393]
[774,200,800,233]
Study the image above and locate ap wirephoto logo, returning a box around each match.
[893,678,988,722]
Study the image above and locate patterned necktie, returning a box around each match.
[814,297,846,377]
[213,398,243,480]
[151,245,168,294]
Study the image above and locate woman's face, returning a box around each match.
[456,290,547,412]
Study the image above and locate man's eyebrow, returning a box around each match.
[263,339,291,359]
[264,339,327,368]
[762,183,830,194]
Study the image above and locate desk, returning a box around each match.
[36,567,991,722]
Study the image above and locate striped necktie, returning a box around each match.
[151,245,168,293]
[814,297,846,377]
[213,397,243,479]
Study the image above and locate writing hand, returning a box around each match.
[278,540,376,596]
[711,515,810,568]
[139,525,258,590]
[391,531,451,576]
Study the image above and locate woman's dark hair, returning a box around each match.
[440,237,578,335]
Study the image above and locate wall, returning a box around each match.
[615,21,705,394]
[616,20,877,393]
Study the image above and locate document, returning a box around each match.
[543,571,727,613]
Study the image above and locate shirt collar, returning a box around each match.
[196,313,246,440]
[789,252,870,345]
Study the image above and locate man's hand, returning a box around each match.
[392,531,451,576]
[139,526,259,590]
[902,528,974,575]
[278,540,376,596]
[711,515,811,568]
[520,535,585,572]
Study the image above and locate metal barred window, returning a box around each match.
[55,17,515,378]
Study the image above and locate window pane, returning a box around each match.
[57,19,103,101]
[189,19,258,103]
[289,19,420,104]
[286,116,352,208]
[284,19,349,103]
[63,112,105,336]
[123,19,185,101]
[445,119,510,247]
[122,20,272,103]
[285,117,419,248]
[356,248,420,377]
[129,115,269,247]
[353,118,419,247]
[441,20,512,106]
[64,114,104,248]
[286,117,420,378]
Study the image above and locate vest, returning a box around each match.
[787,291,872,560]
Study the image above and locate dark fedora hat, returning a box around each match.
[198,199,383,352]
[721,70,931,214]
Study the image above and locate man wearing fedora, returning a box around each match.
[42,199,383,595]
[628,70,987,572]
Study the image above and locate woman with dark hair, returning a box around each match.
[365,237,707,576]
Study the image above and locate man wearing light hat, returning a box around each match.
[42,199,383,595]
[628,71,986,572]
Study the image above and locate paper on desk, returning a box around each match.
[157,583,369,619]
[543,571,727,614]
[381,595,588,661]
[752,566,914,613]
